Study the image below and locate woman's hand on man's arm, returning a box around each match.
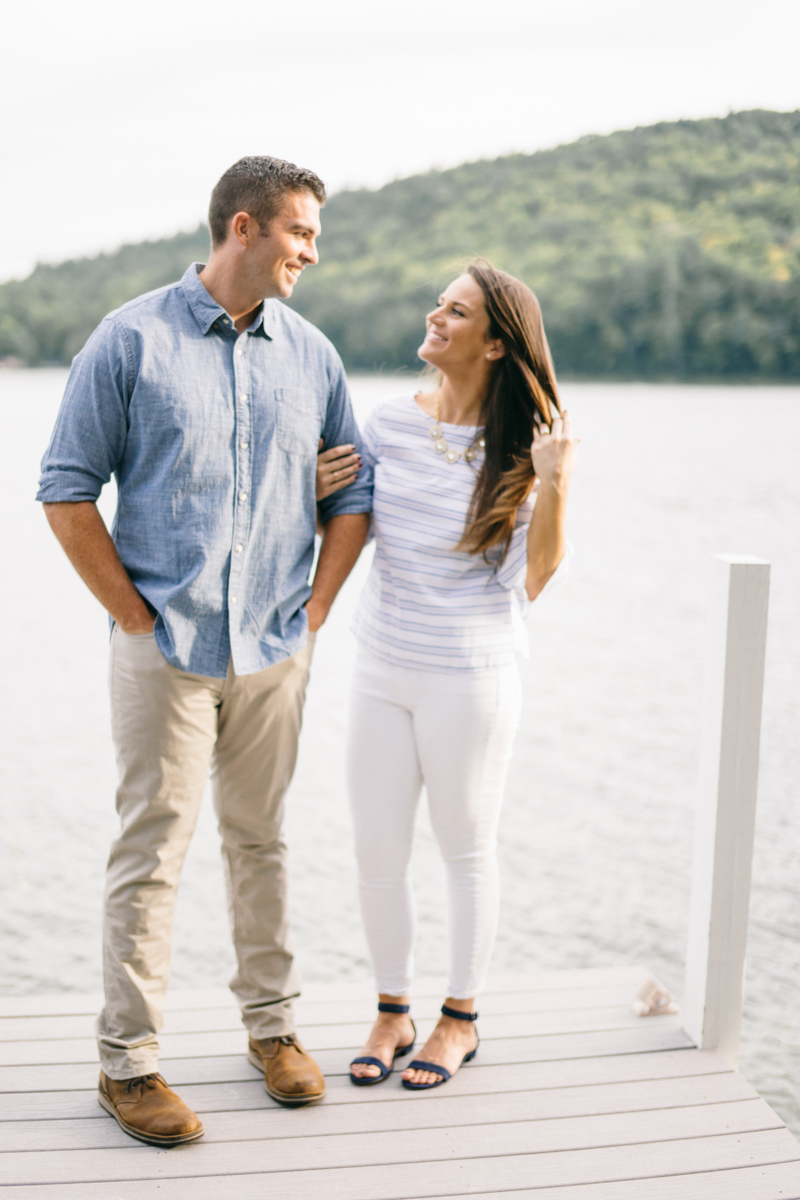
[316,440,362,501]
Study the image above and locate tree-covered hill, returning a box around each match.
[2,109,799,378]
[0,228,210,367]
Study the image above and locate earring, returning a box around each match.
[486,353,492,359]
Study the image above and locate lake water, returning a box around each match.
[1,369,799,1133]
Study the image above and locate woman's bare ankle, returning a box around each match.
[436,998,477,1047]
[376,994,412,1030]
[378,992,410,1007]
[442,996,475,1014]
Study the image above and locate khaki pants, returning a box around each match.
[97,626,314,1079]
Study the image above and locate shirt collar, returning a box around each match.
[181,263,277,340]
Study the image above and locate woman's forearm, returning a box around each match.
[526,411,577,600]
[525,481,568,601]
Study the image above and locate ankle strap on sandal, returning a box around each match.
[378,1002,410,1014]
[441,1004,478,1021]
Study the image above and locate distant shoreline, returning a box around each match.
[3,361,799,388]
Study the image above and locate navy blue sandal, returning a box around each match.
[349,1002,416,1087]
[401,1004,479,1090]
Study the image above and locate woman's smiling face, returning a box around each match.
[418,274,502,370]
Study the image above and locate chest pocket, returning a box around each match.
[276,388,322,457]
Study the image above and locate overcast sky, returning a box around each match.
[2,0,798,281]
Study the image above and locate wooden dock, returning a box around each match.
[1,966,799,1198]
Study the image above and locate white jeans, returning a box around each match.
[346,649,523,999]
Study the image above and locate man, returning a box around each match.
[37,156,371,1146]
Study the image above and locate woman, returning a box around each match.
[320,260,577,1090]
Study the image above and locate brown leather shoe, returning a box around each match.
[98,1071,204,1146]
[248,1035,326,1106]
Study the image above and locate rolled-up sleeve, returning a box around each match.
[316,363,373,523]
[36,318,132,503]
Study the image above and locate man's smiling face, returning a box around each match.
[252,190,321,299]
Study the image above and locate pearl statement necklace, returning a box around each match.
[428,393,486,464]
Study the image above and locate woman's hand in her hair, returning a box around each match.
[525,411,578,601]
[530,411,579,492]
[316,440,362,501]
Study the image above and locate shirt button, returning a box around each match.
[231,596,237,603]
[240,490,248,501]
[235,544,243,553]
[240,392,248,401]
[240,440,248,449]
[236,347,244,356]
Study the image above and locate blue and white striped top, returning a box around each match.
[352,395,569,672]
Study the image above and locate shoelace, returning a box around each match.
[125,1073,161,1093]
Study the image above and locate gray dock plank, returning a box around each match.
[0,1048,730,1122]
[0,1099,782,1184]
[0,985,647,1043]
[0,1026,694,1093]
[0,1073,759,1153]
[435,1161,800,1199]
[1,1130,798,1198]
[0,1009,683,1068]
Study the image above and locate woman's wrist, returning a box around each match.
[535,474,570,500]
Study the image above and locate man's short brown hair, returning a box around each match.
[208,156,326,247]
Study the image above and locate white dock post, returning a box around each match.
[683,554,770,1066]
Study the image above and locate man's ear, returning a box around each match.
[230,211,259,248]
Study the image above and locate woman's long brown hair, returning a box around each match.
[456,259,561,562]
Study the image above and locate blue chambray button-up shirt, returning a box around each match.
[37,264,373,677]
